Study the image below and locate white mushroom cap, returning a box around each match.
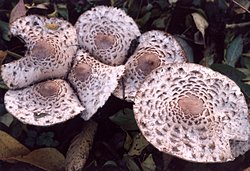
[75,6,141,66]
[68,49,125,120]
[134,63,250,163]
[4,79,84,126]
[1,15,77,89]
[113,30,187,102]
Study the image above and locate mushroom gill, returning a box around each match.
[113,30,187,102]
[75,6,141,66]
[134,63,250,163]
[4,79,85,126]
[68,49,125,120]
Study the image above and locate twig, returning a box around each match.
[6,50,23,59]
[226,22,250,29]
[232,0,250,14]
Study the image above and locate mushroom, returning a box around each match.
[75,6,141,66]
[133,63,250,162]
[4,79,84,126]
[1,15,77,89]
[68,49,125,120]
[113,30,187,102]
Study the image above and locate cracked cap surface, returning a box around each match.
[134,63,250,162]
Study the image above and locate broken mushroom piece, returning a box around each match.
[4,79,84,126]
[75,6,141,66]
[114,30,187,102]
[1,15,77,89]
[68,50,125,120]
[134,63,250,162]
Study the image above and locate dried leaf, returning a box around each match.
[9,0,27,24]
[0,50,7,66]
[225,35,243,67]
[233,0,250,14]
[0,130,30,161]
[244,167,250,171]
[65,120,98,171]
[13,148,65,171]
[191,13,208,39]
[128,133,149,156]
[141,154,156,171]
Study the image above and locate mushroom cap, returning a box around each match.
[75,6,141,66]
[4,79,85,126]
[68,49,125,120]
[113,30,187,102]
[133,63,250,163]
[1,15,77,89]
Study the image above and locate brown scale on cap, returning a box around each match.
[37,80,60,97]
[30,40,55,59]
[178,94,204,118]
[95,33,115,49]
[136,53,161,75]
[74,63,92,81]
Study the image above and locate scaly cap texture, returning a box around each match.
[1,15,77,89]
[68,49,125,120]
[114,30,187,101]
[5,79,85,126]
[134,63,250,162]
[75,6,141,66]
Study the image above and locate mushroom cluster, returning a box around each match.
[2,5,250,163]
[2,6,135,125]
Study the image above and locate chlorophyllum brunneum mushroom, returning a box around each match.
[134,63,250,162]
[114,30,187,102]
[1,15,77,89]
[68,49,125,120]
[75,6,141,66]
[5,79,85,126]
